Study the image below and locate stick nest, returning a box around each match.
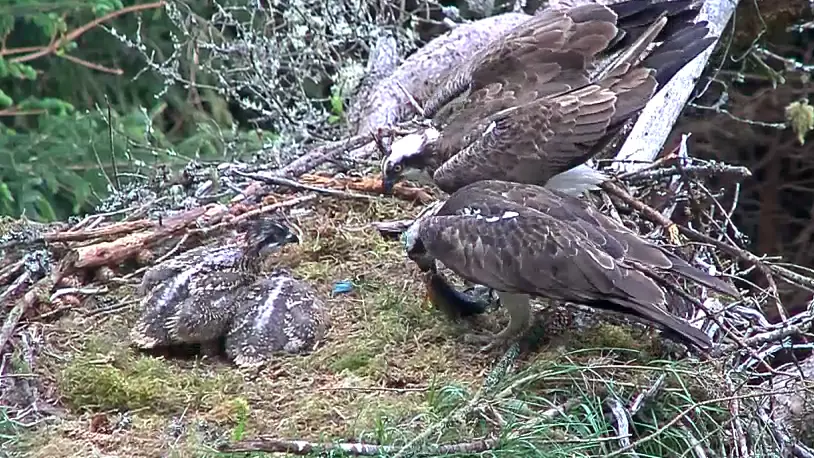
[2,130,814,457]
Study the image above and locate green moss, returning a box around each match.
[58,352,243,413]
[572,323,644,351]
[330,349,375,373]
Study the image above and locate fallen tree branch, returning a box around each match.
[69,205,213,270]
[43,220,155,243]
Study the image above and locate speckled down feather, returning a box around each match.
[129,220,326,368]
[225,275,328,369]
[130,243,249,350]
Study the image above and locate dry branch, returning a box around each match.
[0,279,46,352]
[69,205,213,270]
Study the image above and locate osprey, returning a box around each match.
[381,0,716,195]
[225,273,328,369]
[402,180,739,352]
[130,218,329,368]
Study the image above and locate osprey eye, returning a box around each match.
[393,164,403,173]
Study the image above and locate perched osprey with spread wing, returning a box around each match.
[381,0,716,195]
[402,180,739,352]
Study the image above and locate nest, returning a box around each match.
[2,126,814,456]
[4,0,814,455]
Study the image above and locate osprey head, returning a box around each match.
[242,218,300,258]
[381,127,441,194]
[401,218,435,272]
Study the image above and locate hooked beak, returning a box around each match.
[256,226,300,257]
[381,174,397,195]
[257,233,298,257]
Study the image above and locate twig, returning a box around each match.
[605,397,636,455]
[276,132,380,178]
[629,373,667,416]
[601,181,677,232]
[232,170,379,201]
[83,298,139,318]
[757,407,814,458]
[391,343,520,458]
[220,437,498,456]
[0,260,24,285]
[69,206,212,270]
[712,324,807,356]
[726,378,750,458]
[621,163,752,186]
[317,386,429,393]
[395,81,426,117]
[193,194,317,236]
[0,283,42,352]
[602,181,806,303]
[0,271,32,306]
[605,388,801,458]
[8,2,167,63]
[680,225,814,293]
[49,286,109,303]
[121,233,191,281]
[43,221,154,243]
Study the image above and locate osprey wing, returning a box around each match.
[433,82,626,192]
[443,180,740,298]
[415,201,712,350]
[427,0,715,193]
[428,5,621,163]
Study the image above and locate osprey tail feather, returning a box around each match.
[591,297,713,351]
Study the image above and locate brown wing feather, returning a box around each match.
[425,3,623,119]
[422,0,714,192]
[432,82,624,192]
[416,206,712,350]
[437,180,740,298]
[432,10,621,150]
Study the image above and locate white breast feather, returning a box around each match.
[545,163,610,196]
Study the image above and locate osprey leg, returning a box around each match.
[467,291,531,352]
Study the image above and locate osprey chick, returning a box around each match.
[226,274,329,369]
[402,180,739,353]
[382,0,717,195]
[130,218,325,368]
[131,218,297,350]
